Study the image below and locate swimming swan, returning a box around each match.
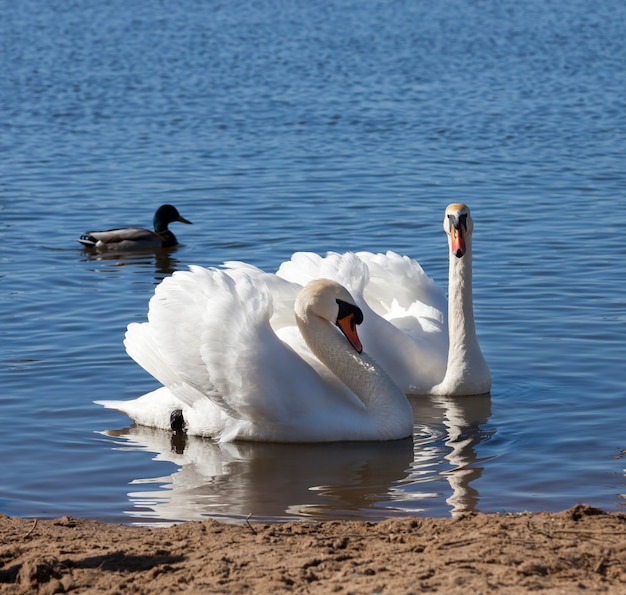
[276,203,491,396]
[360,203,491,395]
[78,204,192,251]
[97,272,414,442]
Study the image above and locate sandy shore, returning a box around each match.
[1,504,624,594]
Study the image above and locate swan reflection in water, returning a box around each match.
[410,394,495,517]
[100,394,494,524]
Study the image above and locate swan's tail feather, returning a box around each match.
[95,387,184,431]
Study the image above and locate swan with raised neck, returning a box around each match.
[432,203,491,395]
[273,204,491,396]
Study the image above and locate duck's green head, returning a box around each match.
[153,204,192,232]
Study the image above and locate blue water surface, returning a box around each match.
[1,0,624,524]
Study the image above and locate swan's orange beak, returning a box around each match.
[451,224,466,258]
[336,314,363,354]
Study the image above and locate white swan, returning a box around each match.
[275,251,449,393]
[433,203,491,394]
[276,203,491,396]
[97,271,414,442]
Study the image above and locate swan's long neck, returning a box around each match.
[448,237,478,360]
[296,311,413,440]
[436,236,491,395]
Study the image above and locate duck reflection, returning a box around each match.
[101,394,494,524]
[80,246,181,279]
[102,427,415,523]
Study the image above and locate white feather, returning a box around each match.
[97,272,413,442]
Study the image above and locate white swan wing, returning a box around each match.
[356,251,446,330]
[149,267,338,420]
[276,251,368,297]
[222,260,302,332]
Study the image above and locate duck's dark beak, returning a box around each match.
[178,215,192,224]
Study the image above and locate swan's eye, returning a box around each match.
[336,300,363,326]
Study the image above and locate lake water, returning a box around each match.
[1,0,624,525]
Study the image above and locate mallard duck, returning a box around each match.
[77,204,192,251]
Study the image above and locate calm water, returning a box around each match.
[1,0,624,524]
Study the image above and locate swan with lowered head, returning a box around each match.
[276,203,491,396]
[78,204,192,251]
[275,251,449,393]
[97,270,414,442]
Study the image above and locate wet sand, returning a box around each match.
[1,505,624,594]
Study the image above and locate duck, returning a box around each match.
[77,204,192,251]
[275,203,491,396]
[96,271,414,442]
